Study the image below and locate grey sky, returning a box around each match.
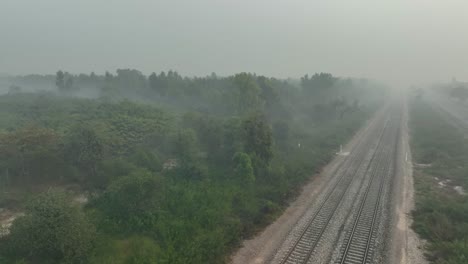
[1,0,467,85]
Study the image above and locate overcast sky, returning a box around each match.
[1,0,467,85]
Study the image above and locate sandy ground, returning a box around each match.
[0,209,24,237]
[230,110,380,264]
[387,99,427,264]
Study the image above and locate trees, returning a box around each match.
[148,72,159,94]
[96,170,163,232]
[148,71,187,97]
[100,71,117,98]
[273,121,289,148]
[257,76,279,111]
[56,70,74,92]
[115,69,147,92]
[232,152,255,185]
[301,72,337,98]
[242,114,273,167]
[56,70,75,92]
[221,118,244,164]
[181,113,225,162]
[64,126,103,180]
[3,190,95,263]
[157,71,169,96]
[0,126,61,184]
[0,72,383,263]
[65,76,74,91]
[233,73,263,114]
[56,70,65,91]
[172,129,197,164]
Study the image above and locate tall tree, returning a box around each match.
[158,71,169,96]
[301,72,337,96]
[233,73,263,114]
[149,71,168,96]
[232,152,255,186]
[115,69,147,91]
[65,75,73,91]
[64,126,103,180]
[172,129,197,164]
[55,70,65,91]
[243,114,273,167]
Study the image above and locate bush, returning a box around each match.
[2,190,95,264]
[95,170,163,233]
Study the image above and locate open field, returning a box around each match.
[409,97,468,263]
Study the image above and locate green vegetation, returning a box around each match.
[0,71,383,263]
[2,190,95,264]
[409,99,468,263]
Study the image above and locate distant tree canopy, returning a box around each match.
[56,70,74,92]
[5,69,384,123]
[55,70,65,90]
[233,73,263,114]
[115,69,147,91]
[301,72,338,94]
[242,114,273,167]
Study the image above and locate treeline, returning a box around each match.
[4,70,384,115]
[0,71,384,263]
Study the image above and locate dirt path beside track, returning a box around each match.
[386,99,426,264]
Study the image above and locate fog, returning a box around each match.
[1,0,468,86]
[4,2,468,263]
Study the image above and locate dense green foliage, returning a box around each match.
[409,99,468,263]
[1,190,95,264]
[0,71,383,263]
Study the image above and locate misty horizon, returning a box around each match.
[2,2,468,263]
[2,0,468,86]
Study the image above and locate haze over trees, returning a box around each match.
[1,1,468,263]
[0,70,386,263]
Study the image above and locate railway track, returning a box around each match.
[277,115,390,264]
[335,111,401,264]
